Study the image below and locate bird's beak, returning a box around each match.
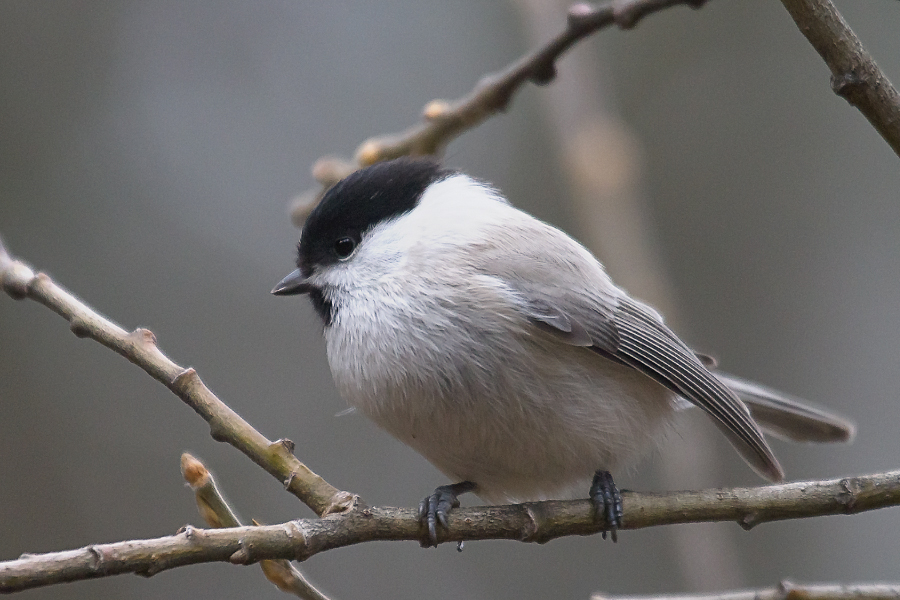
[271,269,312,296]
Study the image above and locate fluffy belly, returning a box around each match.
[327,323,676,503]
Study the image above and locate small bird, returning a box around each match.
[273,158,854,545]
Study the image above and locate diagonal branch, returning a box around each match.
[779,0,900,158]
[0,237,351,519]
[291,0,710,225]
[2,470,900,593]
[181,454,332,600]
[351,0,710,164]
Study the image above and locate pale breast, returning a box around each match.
[324,278,677,503]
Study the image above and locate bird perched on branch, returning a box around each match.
[273,158,855,545]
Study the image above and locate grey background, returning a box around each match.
[1,2,898,599]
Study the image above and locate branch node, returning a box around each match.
[779,579,799,598]
[831,70,865,102]
[355,140,383,167]
[208,424,229,443]
[473,74,515,112]
[181,525,201,540]
[284,520,313,560]
[128,327,158,348]
[0,261,36,299]
[567,2,597,24]
[567,3,606,36]
[172,367,198,388]
[423,99,451,121]
[140,557,164,577]
[69,317,91,338]
[171,369,228,441]
[520,504,544,543]
[323,491,357,516]
[271,438,296,455]
[229,539,252,565]
[738,512,761,531]
[283,519,307,542]
[837,477,861,512]
[529,62,558,86]
[611,0,650,29]
[86,545,103,572]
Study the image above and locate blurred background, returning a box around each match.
[1,2,898,599]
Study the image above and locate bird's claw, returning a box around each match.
[590,470,623,542]
[418,481,476,547]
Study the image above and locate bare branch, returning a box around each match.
[0,237,350,519]
[3,470,900,593]
[181,454,332,600]
[256,536,331,600]
[291,0,710,226]
[780,0,900,158]
[352,0,709,163]
[591,581,900,600]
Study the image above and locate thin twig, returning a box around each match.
[352,0,710,163]
[290,0,710,225]
[181,454,332,600]
[3,470,900,593]
[0,237,351,519]
[779,0,900,158]
[591,581,900,600]
[182,454,243,529]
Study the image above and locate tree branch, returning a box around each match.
[290,0,710,225]
[181,454,332,600]
[3,1,897,595]
[0,237,350,519]
[779,0,900,158]
[591,581,900,600]
[3,470,899,593]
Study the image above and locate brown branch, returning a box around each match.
[0,237,350,519]
[3,470,900,593]
[290,0,710,225]
[352,0,709,163]
[181,454,332,600]
[590,581,900,600]
[780,0,900,158]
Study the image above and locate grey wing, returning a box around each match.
[515,285,614,350]
[512,283,784,482]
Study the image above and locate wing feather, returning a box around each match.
[503,277,784,482]
[613,299,782,481]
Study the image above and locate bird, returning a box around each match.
[272,157,854,545]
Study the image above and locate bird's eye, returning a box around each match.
[333,237,356,259]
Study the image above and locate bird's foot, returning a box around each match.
[418,481,476,547]
[589,470,623,542]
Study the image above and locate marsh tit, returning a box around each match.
[273,158,854,544]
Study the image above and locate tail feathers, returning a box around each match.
[714,372,856,444]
